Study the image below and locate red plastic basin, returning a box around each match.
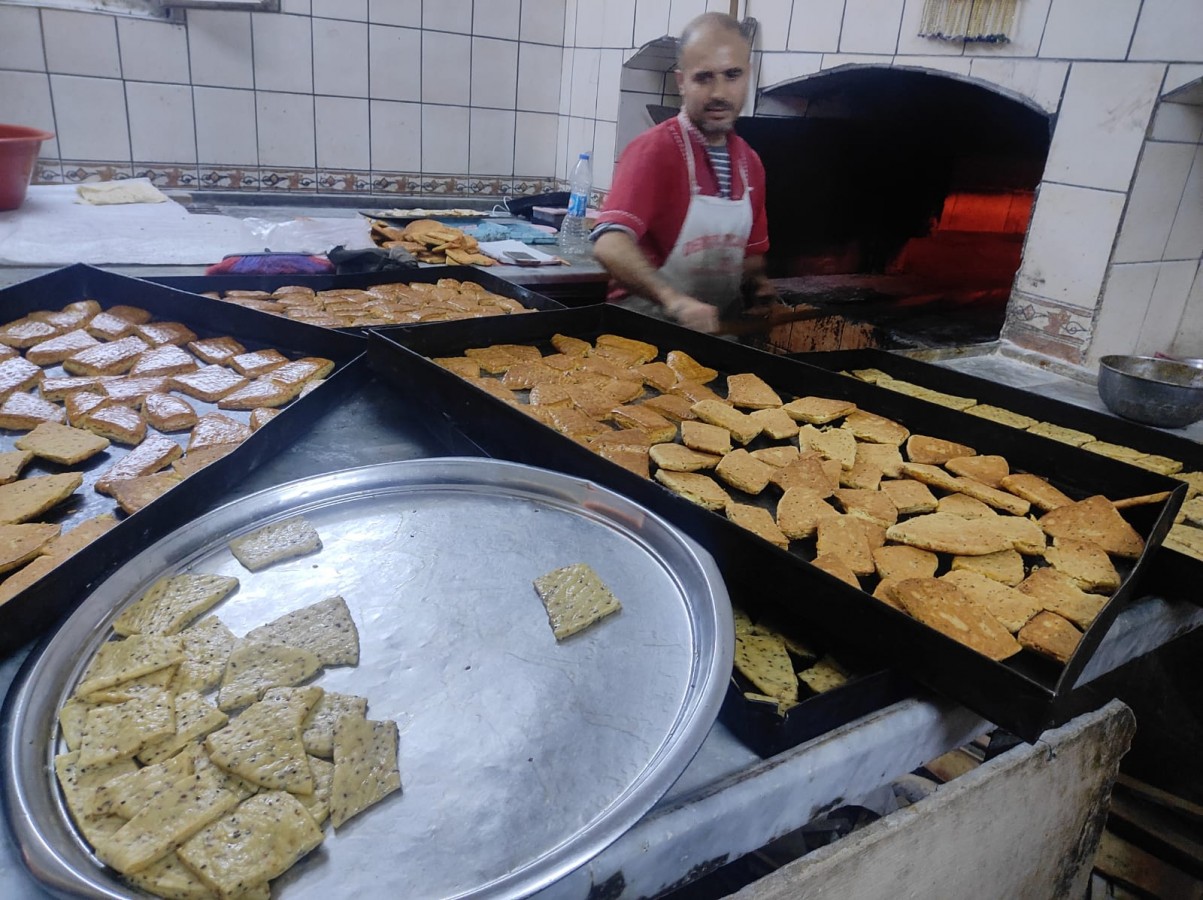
[0,124,55,212]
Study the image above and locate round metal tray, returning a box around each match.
[2,458,733,899]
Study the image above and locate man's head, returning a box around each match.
[675,13,751,145]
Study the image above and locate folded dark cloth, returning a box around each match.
[328,245,418,274]
[205,254,334,276]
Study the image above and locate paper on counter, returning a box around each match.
[476,239,564,265]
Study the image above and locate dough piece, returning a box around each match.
[171,443,239,479]
[90,750,196,820]
[937,493,997,519]
[216,642,323,712]
[816,515,875,576]
[249,408,280,431]
[940,570,1042,633]
[40,513,118,561]
[879,479,938,515]
[841,410,909,445]
[187,336,246,366]
[725,372,781,410]
[654,469,730,511]
[0,449,33,485]
[811,553,859,587]
[885,512,1013,556]
[77,691,176,768]
[0,317,60,347]
[899,462,960,493]
[734,631,797,705]
[1026,420,1093,445]
[691,399,762,445]
[244,595,359,667]
[532,562,622,640]
[75,634,184,697]
[671,379,722,404]
[632,361,679,392]
[229,515,322,572]
[950,549,1026,587]
[798,425,858,470]
[877,379,976,410]
[81,405,147,445]
[715,449,774,494]
[0,391,67,429]
[330,717,403,829]
[1044,537,1121,593]
[128,345,198,378]
[187,412,252,452]
[171,365,250,402]
[1017,611,1082,664]
[1082,440,1146,463]
[95,435,182,494]
[770,453,839,496]
[0,522,60,574]
[749,445,799,468]
[267,356,335,387]
[872,544,938,581]
[649,442,721,472]
[39,375,104,402]
[596,333,658,364]
[15,422,109,465]
[609,404,677,443]
[798,658,851,693]
[726,502,789,550]
[946,455,1010,488]
[217,377,303,411]
[833,488,898,528]
[905,435,976,465]
[1131,454,1185,476]
[999,473,1074,512]
[301,691,369,759]
[776,488,839,539]
[966,405,1038,430]
[0,357,42,401]
[1016,567,1108,630]
[0,472,82,524]
[25,328,100,365]
[65,390,112,428]
[748,406,799,440]
[136,691,229,766]
[113,573,239,636]
[136,321,198,347]
[893,578,1021,661]
[986,515,1047,556]
[1038,495,1145,559]
[638,392,697,423]
[782,396,856,424]
[680,420,732,455]
[665,350,718,383]
[143,392,198,432]
[63,335,149,376]
[173,616,239,694]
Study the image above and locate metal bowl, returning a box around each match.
[1098,355,1203,428]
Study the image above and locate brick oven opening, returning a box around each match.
[738,66,1051,353]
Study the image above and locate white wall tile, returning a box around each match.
[518,42,563,112]
[555,110,570,179]
[896,0,964,57]
[514,110,558,176]
[559,47,574,114]
[572,46,601,117]
[521,0,566,44]
[1113,141,1197,263]
[194,87,258,165]
[893,56,972,78]
[315,96,369,168]
[757,51,823,90]
[1165,65,1203,97]
[42,9,120,78]
[667,0,707,37]
[471,37,519,108]
[1044,62,1163,192]
[968,58,1067,113]
[1087,262,1160,362]
[423,0,472,33]
[49,75,130,160]
[187,11,254,90]
[1130,0,1203,63]
[787,0,843,53]
[282,0,311,13]
[574,0,604,47]
[821,54,894,70]
[0,71,58,156]
[369,25,421,101]
[1169,264,1203,357]
[1015,181,1126,310]
[469,107,516,174]
[963,0,1051,58]
[563,0,577,46]
[369,98,422,170]
[256,91,315,167]
[118,19,189,84]
[601,0,636,48]
[1166,146,1203,261]
[421,104,469,172]
[616,90,656,153]
[593,118,616,189]
[744,0,793,53]
[1137,260,1198,354]
[621,65,664,93]
[1151,102,1203,144]
[421,31,471,104]
[839,0,903,55]
[475,0,520,39]
[369,0,421,28]
[253,14,313,94]
[313,0,367,20]
[314,19,369,97]
[596,49,623,122]
[1039,0,1139,60]
[633,0,671,46]
[127,82,195,162]
[0,6,45,72]
[566,114,595,164]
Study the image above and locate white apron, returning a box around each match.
[617,115,754,324]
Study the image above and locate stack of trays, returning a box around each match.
[367,305,1183,742]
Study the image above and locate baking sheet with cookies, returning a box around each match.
[0,264,365,652]
[3,458,732,900]
[147,266,564,333]
[797,348,1203,605]
[367,306,1185,741]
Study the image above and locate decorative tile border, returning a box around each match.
[33,160,63,185]
[133,164,201,190]
[61,162,134,183]
[1000,290,1095,364]
[198,167,261,190]
[317,171,373,192]
[369,172,422,194]
[259,169,318,191]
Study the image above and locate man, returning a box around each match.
[591,12,775,335]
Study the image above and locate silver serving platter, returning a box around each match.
[1,458,733,900]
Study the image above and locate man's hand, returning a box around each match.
[664,292,720,333]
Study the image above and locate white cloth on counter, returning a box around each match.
[76,178,169,205]
[476,239,564,266]
[0,185,374,265]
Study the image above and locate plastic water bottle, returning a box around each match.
[558,152,592,259]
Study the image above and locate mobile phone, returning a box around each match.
[506,251,541,266]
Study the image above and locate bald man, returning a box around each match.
[591,12,775,334]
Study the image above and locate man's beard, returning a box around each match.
[694,103,734,136]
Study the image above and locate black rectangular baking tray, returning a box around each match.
[0,264,367,653]
[146,266,564,333]
[794,348,1203,603]
[366,305,1184,741]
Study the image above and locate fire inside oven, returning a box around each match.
[734,67,1051,354]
